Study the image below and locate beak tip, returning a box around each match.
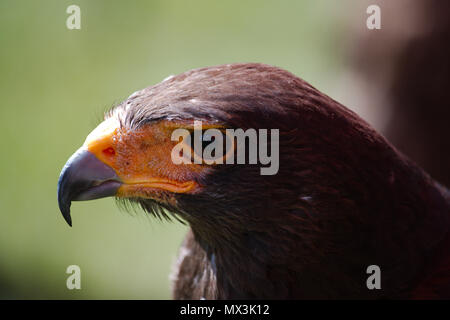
[59,202,73,227]
[57,148,120,228]
[64,215,73,227]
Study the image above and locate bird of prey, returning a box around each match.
[57,63,450,299]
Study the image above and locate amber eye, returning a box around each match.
[102,147,116,156]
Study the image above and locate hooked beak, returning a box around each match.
[57,148,122,227]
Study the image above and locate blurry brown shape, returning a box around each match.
[349,0,450,186]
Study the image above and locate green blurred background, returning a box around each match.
[0,0,362,299]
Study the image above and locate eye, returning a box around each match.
[183,129,233,164]
[186,130,222,155]
[184,130,209,155]
[102,147,116,156]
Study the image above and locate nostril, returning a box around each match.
[103,147,115,156]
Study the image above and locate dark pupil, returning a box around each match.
[188,130,223,158]
[188,131,210,152]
